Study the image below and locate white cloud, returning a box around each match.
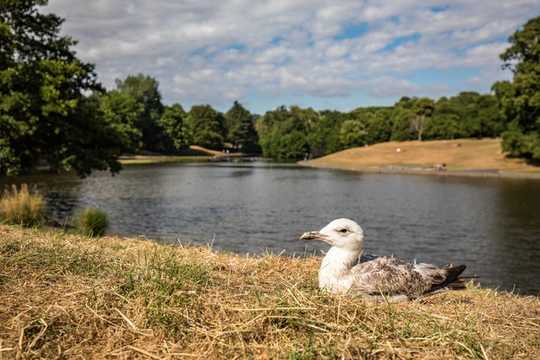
[44,0,540,112]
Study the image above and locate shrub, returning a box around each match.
[0,184,45,227]
[74,208,109,237]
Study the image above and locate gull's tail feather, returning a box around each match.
[429,264,467,292]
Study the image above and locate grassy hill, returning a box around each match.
[1,225,539,358]
[300,139,540,177]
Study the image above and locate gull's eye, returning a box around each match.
[337,228,349,234]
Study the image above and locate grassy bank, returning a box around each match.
[300,139,540,179]
[0,225,538,359]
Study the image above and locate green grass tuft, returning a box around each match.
[74,208,109,237]
[119,248,211,334]
[0,184,45,227]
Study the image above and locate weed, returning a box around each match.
[74,208,109,237]
[0,184,44,227]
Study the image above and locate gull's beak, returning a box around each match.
[300,231,327,241]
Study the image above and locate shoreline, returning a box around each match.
[298,161,540,180]
[119,155,211,165]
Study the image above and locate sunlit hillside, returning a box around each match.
[301,139,540,176]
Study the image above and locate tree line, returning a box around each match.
[93,75,260,156]
[256,92,502,160]
[1,1,539,177]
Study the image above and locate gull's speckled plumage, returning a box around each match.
[300,218,466,300]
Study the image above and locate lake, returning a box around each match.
[2,162,540,294]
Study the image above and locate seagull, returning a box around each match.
[300,218,467,301]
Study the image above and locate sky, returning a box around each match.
[45,0,540,114]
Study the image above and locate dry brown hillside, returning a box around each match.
[301,138,540,176]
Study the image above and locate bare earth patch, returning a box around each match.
[0,225,539,359]
[300,139,540,178]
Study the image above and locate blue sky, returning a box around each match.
[46,0,540,114]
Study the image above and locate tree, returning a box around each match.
[350,107,393,144]
[424,114,463,139]
[307,111,346,157]
[100,90,143,153]
[115,74,170,152]
[160,104,189,150]
[276,131,308,160]
[390,107,416,141]
[494,16,540,161]
[58,94,125,176]
[224,101,259,153]
[0,0,124,176]
[185,105,225,149]
[339,119,368,148]
[257,106,313,160]
[410,98,435,141]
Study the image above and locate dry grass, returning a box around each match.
[119,155,211,165]
[301,139,540,177]
[0,184,45,227]
[0,225,539,359]
[189,145,243,158]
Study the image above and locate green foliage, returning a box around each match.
[160,103,189,150]
[350,108,393,144]
[387,94,501,142]
[339,119,367,148]
[410,97,435,141]
[424,114,463,139]
[306,111,346,157]
[224,101,260,153]
[390,107,416,141]
[501,124,540,159]
[390,97,436,141]
[258,106,312,160]
[0,0,124,177]
[495,16,540,161]
[57,95,125,176]
[100,91,143,153]
[186,105,225,149]
[114,74,172,152]
[0,184,45,227]
[74,208,109,237]
[433,92,502,138]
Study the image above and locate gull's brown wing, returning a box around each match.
[350,257,467,298]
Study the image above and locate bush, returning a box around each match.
[75,208,109,237]
[0,184,45,227]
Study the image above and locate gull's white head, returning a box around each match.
[300,218,364,251]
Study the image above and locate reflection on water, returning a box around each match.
[2,162,540,294]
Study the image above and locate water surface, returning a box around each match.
[3,162,540,294]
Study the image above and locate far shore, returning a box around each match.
[119,154,211,165]
[299,138,540,180]
[298,161,540,179]
[119,145,246,165]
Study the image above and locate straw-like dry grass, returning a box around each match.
[119,155,211,165]
[0,184,44,227]
[301,138,540,177]
[0,225,538,359]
